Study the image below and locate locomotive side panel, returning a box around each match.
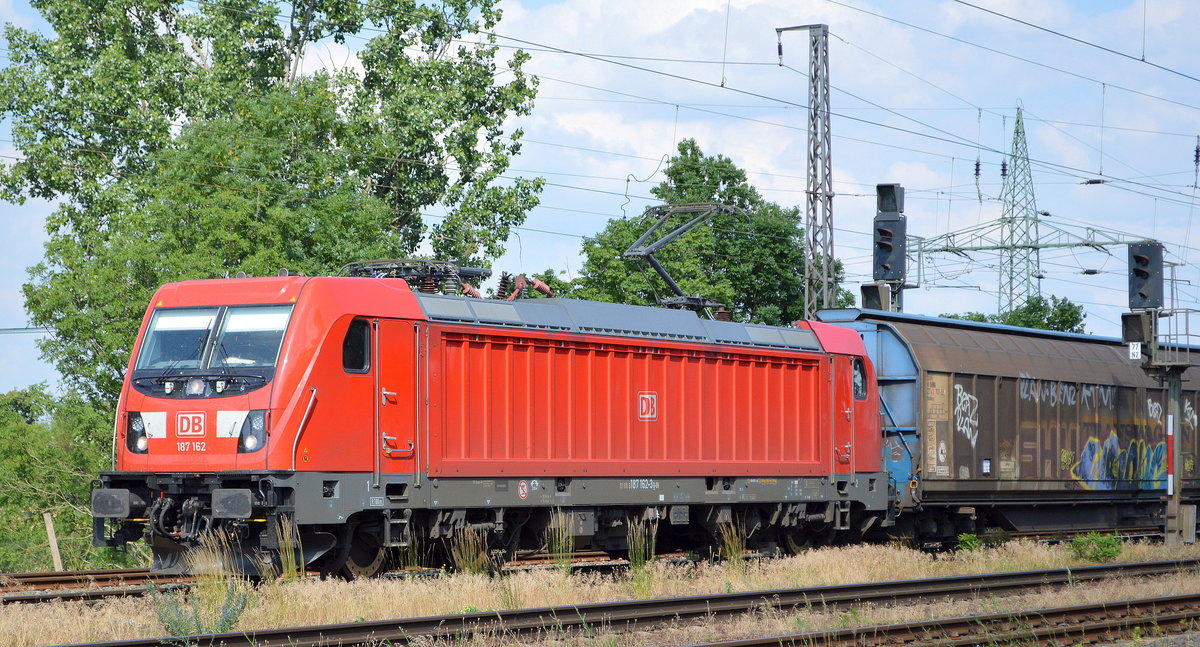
[430,326,831,477]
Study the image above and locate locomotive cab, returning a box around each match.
[92,276,424,573]
[122,303,291,465]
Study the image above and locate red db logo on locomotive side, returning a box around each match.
[637,391,658,421]
[176,412,206,437]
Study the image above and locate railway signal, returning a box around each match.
[863,183,907,311]
[1128,241,1164,310]
[872,184,906,282]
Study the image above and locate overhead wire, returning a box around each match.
[11,0,1196,213]
[950,0,1200,85]
[6,0,1200,314]
[822,0,1200,114]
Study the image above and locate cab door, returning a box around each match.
[377,320,419,471]
[832,355,855,473]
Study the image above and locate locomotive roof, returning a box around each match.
[414,292,827,353]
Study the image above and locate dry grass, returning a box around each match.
[449,526,495,575]
[6,539,1200,647]
[548,509,574,573]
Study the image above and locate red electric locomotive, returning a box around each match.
[91,265,887,576]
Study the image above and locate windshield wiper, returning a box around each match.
[158,329,212,378]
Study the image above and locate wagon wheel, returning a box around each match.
[338,529,387,580]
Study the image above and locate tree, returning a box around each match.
[941,295,1086,333]
[552,139,851,326]
[3,0,542,404]
[0,386,130,571]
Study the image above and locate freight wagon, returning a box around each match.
[819,309,1199,540]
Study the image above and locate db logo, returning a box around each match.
[637,391,658,421]
[176,412,206,437]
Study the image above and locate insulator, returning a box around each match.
[420,276,438,294]
[529,277,554,297]
[1194,143,1199,165]
[974,159,981,178]
[1000,161,1008,178]
[497,272,512,299]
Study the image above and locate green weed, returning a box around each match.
[956,533,983,552]
[1070,532,1122,563]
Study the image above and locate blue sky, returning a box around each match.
[2,0,1199,394]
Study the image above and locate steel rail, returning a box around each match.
[3,584,188,605]
[2,567,151,588]
[1,568,192,604]
[61,558,1200,647]
[682,591,1200,647]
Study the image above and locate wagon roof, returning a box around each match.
[818,308,1200,385]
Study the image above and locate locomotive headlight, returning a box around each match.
[185,378,205,396]
[126,412,149,454]
[237,409,267,453]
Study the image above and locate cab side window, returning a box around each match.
[342,319,371,373]
[852,358,867,400]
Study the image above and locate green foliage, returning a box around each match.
[835,608,862,628]
[4,0,542,404]
[955,532,983,552]
[550,139,852,326]
[0,386,135,571]
[941,295,1086,333]
[149,579,251,637]
[1070,532,1122,563]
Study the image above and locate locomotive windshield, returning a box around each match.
[135,308,218,370]
[135,305,293,372]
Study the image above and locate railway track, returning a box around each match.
[67,558,1200,647]
[2,550,658,605]
[683,592,1200,647]
[0,568,189,605]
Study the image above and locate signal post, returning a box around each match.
[1122,241,1193,545]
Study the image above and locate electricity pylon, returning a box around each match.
[915,107,1146,313]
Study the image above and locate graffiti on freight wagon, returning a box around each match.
[952,384,980,449]
[1019,372,1116,410]
[1070,430,1166,490]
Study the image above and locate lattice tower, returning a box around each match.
[804,25,834,319]
[997,107,1042,313]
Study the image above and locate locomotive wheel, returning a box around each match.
[781,529,810,556]
[338,532,387,580]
